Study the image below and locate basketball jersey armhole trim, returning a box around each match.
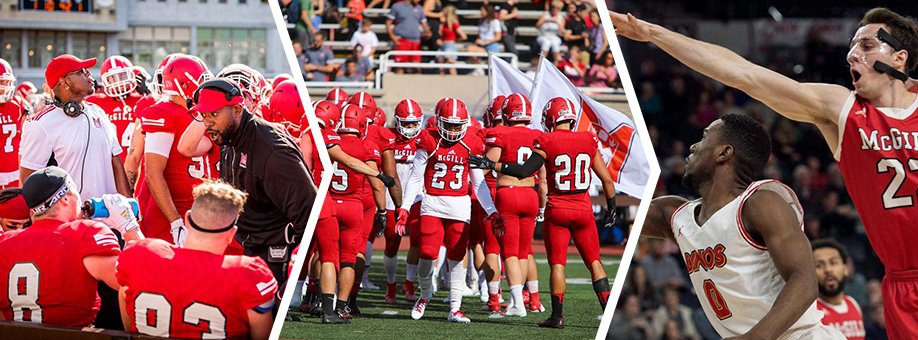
[834,92,856,161]
[735,181,773,251]
[668,200,692,235]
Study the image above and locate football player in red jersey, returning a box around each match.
[612,9,918,335]
[266,80,305,138]
[0,167,143,327]
[117,180,276,339]
[0,58,27,189]
[471,95,506,309]
[141,55,215,245]
[326,88,349,106]
[271,73,293,89]
[0,188,29,233]
[86,56,144,164]
[481,93,546,317]
[813,239,865,339]
[347,92,403,300]
[471,97,617,328]
[329,104,389,319]
[383,98,424,304]
[217,64,270,117]
[395,98,501,323]
[14,81,37,113]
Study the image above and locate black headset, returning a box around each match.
[189,79,242,109]
[52,97,84,118]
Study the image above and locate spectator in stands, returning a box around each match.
[640,239,686,290]
[557,45,587,86]
[337,59,365,82]
[651,287,700,340]
[609,294,655,339]
[438,5,467,76]
[386,0,429,74]
[351,45,375,81]
[496,0,519,55]
[303,32,336,82]
[280,0,304,44]
[563,4,589,51]
[293,41,307,75]
[536,1,565,62]
[586,51,618,88]
[423,0,444,56]
[470,5,503,53]
[587,10,608,61]
[346,0,367,39]
[621,263,659,312]
[297,0,319,47]
[350,19,379,60]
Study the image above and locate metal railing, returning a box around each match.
[375,50,517,88]
[300,81,375,89]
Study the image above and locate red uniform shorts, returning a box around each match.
[335,199,364,265]
[543,207,600,267]
[141,198,192,243]
[495,186,539,259]
[883,269,918,339]
[419,215,467,262]
[314,215,340,268]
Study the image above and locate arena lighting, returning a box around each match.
[768,6,783,22]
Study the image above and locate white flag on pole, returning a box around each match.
[488,55,533,99]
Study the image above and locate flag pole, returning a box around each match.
[487,51,493,102]
[529,51,546,99]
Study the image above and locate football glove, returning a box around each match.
[468,154,496,170]
[170,218,187,247]
[602,197,618,228]
[374,210,388,237]
[486,212,505,238]
[100,194,140,235]
[394,208,409,236]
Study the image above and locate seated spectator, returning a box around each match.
[338,59,366,82]
[651,287,700,340]
[609,294,655,339]
[587,10,608,60]
[293,41,306,75]
[557,45,587,86]
[350,19,379,60]
[497,0,519,55]
[303,32,336,82]
[536,1,565,62]
[472,5,502,53]
[563,4,589,51]
[640,239,687,290]
[438,5,467,76]
[351,46,375,81]
[621,263,660,312]
[586,51,618,88]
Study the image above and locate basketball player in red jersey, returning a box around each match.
[612,8,918,336]
[117,181,276,339]
[395,98,501,324]
[0,58,27,189]
[141,55,215,244]
[86,56,143,163]
[814,239,865,339]
[472,97,617,328]
[481,93,545,317]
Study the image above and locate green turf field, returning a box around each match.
[280,253,620,340]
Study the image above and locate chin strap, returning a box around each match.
[874,28,909,83]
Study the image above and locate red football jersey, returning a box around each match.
[86,93,142,162]
[535,129,598,210]
[816,296,865,340]
[117,239,277,339]
[837,94,918,270]
[485,125,542,166]
[140,101,215,204]
[0,99,26,173]
[0,219,120,327]
[366,124,396,152]
[330,134,380,200]
[417,129,485,197]
[310,127,337,219]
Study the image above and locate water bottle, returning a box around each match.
[82,198,140,218]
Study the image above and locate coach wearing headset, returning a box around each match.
[18,54,132,199]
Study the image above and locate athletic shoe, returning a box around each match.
[448,310,471,323]
[522,290,531,309]
[411,299,429,320]
[538,317,565,329]
[361,278,381,290]
[346,304,361,316]
[503,305,527,318]
[322,312,351,324]
[385,283,397,304]
[480,294,501,312]
[529,293,545,313]
[479,290,490,303]
[403,280,417,302]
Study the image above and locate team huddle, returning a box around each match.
[0,53,320,339]
[296,88,619,327]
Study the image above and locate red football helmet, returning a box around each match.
[326,88,349,105]
[272,73,293,90]
[436,98,469,142]
[425,115,437,130]
[348,91,377,113]
[100,56,138,98]
[372,106,386,126]
[269,80,305,136]
[501,93,532,124]
[338,104,369,137]
[152,53,184,97]
[394,98,423,138]
[16,81,37,102]
[312,100,341,129]
[218,64,269,111]
[542,97,578,131]
[483,95,506,128]
[0,58,15,103]
[162,55,211,99]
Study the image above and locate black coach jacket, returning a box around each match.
[219,110,317,247]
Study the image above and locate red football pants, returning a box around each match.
[335,199,364,265]
[419,215,467,262]
[883,269,918,339]
[543,207,600,267]
[384,202,421,255]
[496,186,539,259]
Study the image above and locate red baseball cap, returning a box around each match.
[45,54,97,89]
[191,86,244,113]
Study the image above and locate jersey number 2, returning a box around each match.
[134,292,226,338]
[702,279,732,320]
[877,158,918,209]
[431,162,464,190]
[8,263,41,322]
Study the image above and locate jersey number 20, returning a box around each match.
[554,153,591,191]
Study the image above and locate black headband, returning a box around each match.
[187,213,236,234]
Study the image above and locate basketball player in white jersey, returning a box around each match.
[643,114,843,339]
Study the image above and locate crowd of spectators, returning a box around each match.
[281,0,620,88]
[608,12,886,340]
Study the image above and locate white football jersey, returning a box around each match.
[670,180,832,338]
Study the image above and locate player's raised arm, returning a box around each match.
[737,190,818,339]
[643,196,686,240]
[610,12,850,128]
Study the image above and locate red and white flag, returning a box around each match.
[488,55,650,198]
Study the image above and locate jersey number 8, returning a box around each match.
[8,263,41,323]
